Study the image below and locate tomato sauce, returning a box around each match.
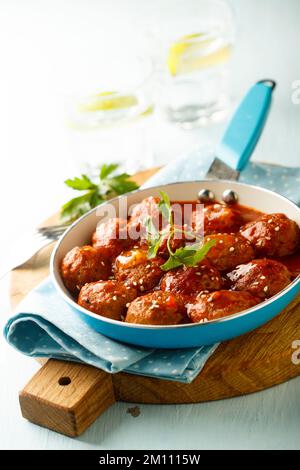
[170,200,263,226]
[273,251,300,278]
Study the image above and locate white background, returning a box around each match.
[0,0,300,449]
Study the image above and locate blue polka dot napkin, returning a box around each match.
[4,148,300,383]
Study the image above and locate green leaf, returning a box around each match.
[99,163,119,180]
[160,256,183,271]
[60,191,95,222]
[145,217,163,259]
[108,175,139,195]
[158,190,172,223]
[89,191,104,208]
[180,239,217,266]
[64,174,97,190]
[148,239,163,259]
[159,190,171,208]
[160,239,217,271]
[61,162,140,222]
[145,217,158,239]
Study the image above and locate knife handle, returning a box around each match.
[216,79,276,172]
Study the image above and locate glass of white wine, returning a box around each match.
[153,0,235,127]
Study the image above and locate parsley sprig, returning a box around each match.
[146,190,216,271]
[61,163,139,222]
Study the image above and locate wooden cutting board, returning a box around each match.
[10,168,300,437]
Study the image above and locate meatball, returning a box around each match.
[92,217,133,259]
[240,213,300,257]
[61,246,111,294]
[114,247,164,293]
[192,203,243,236]
[78,280,137,320]
[226,259,291,299]
[125,291,187,325]
[160,262,223,296]
[205,233,255,271]
[128,196,164,239]
[157,224,189,258]
[187,290,260,323]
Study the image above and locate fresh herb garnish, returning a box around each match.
[61,163,139,222]
[146,190,216,271]
[158,190,173,224]
[145,217,163,259]
[160,239,216,271]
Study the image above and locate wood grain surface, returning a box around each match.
[11,168,300,437]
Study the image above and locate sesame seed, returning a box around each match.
[207,237,211,241]
[126,286,131,290]
[260,275,266,280]
[195,272,201,276]
[275,226,280,231]
[112,295,117,301]
[211,277,215,281]
[146,264,151,269]
[207,297,213,303]
[201,294,206,299]
[229,247,235,252]
[139,279,144,284]
[202,290,209,294]
[214,204,220,209]
[265,236,271,240]
[101,261,105,266]
[252,282,259,285]
[126,302,130,307]
[263,286,269,292]
[219,240,224,244]
[133,281,137,286]
[140,286,145,291]
[235,238,239,242]
[267,219,273,224]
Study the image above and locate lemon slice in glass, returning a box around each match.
[167,32,231,77]
[78,91,138,113]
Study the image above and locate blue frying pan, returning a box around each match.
[51,80,300,348]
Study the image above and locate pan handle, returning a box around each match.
[216,79,276,172]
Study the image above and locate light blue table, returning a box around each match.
[0,0,300,449]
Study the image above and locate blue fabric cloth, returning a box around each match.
[4,147,300,383]
[144,145,300,205]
